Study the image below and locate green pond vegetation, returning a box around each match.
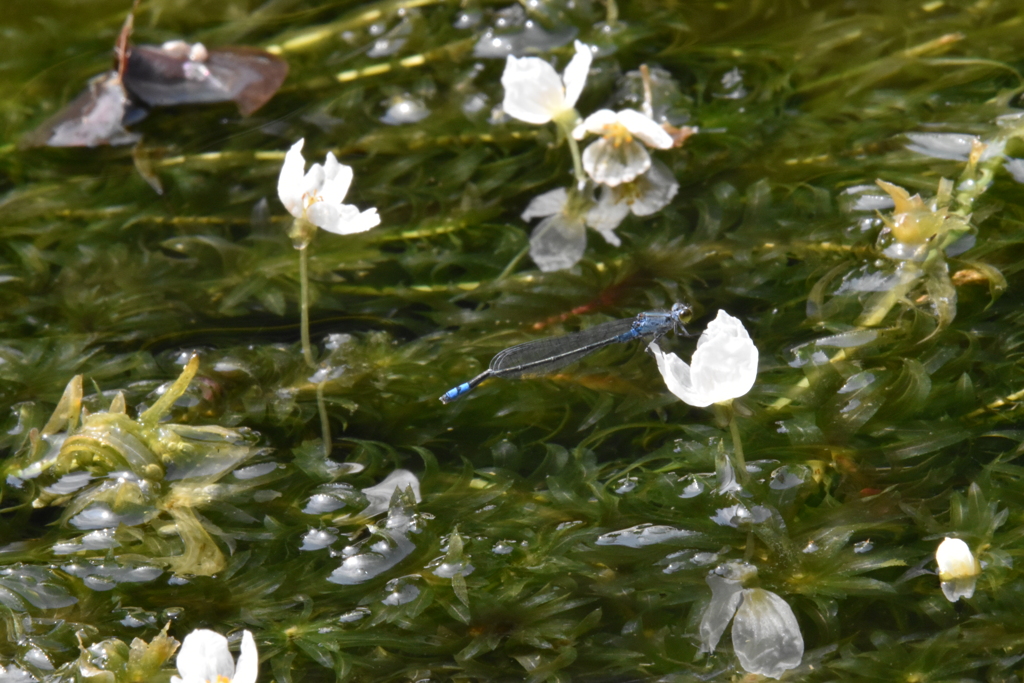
[3,0,1024,680]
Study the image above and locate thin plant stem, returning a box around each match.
[566,133,586,187]
[555,118,587,186]
[729,411,747,483]
[316,379,332,457]
[298,245,314,368]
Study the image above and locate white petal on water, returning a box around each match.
[699,572,744,654]
[732,588,804,678]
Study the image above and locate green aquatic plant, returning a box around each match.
[6,0,1024,681]
[3,356,263,577]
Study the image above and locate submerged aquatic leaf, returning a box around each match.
[0,565,78,610]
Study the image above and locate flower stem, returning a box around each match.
[298,245,314,368]
[316,378,332,457]
[555,117,587,187]
[566,133,586,187]
[728,410,747,484]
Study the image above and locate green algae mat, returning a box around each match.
[3,0,1024,680]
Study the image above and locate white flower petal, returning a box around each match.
[501,55,565,125]
[318,152,353,206]
[627,160,679,216]
[699,572,744,654]
[617,109,674,149]
[936,537,978,579]
[573,108,618,139]
[690,310,758,402]
[521,188,569,221]
[232,631,258,683]
[561,41,593,110]
[277,139,307,218]
[654,312,758,406]
[335,207,382,235]
[585,189,629,244]
[651,342,709,407]
[529,212,587,272]
[732,588,804,679]
[175,629,235,683]
[305,202,339,233]
[582,138,651,187]
[309,203,381,235]
[300,163,326,206]
[937,537,980,600]
[941,576,978,602]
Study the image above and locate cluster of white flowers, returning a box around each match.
[501,41,682,270]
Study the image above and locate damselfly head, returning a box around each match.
[670,302,693,335]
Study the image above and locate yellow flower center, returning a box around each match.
[601,122,633,148]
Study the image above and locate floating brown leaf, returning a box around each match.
[21,71,141,148]
[123,41,288,116]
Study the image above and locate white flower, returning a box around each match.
[585,159,679,242]
[936,536,980,602]
[651,310,758,407]
[501,40,592,125]
[171,629,257,683]
[277,138,380,235]
[520,187,592,271]
[572,109,674,186]
[700,562,803,680]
